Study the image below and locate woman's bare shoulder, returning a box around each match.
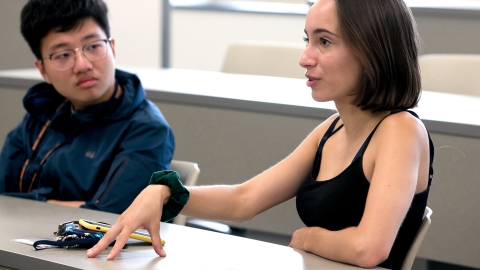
[375,111,429,147]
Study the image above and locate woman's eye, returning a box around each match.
[303,36,309,44]
[320,38,331,47]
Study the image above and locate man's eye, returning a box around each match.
[53,52,72,60]
[86,42,104,52]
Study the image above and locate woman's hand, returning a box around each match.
[86,185,171,260]
[289,227,313,251]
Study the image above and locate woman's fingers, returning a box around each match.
[147,220,166,257]
[106,223,137,260]
[86,220,125,258]
[86,185,168,259]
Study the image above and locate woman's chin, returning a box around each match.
[311,92,331,103]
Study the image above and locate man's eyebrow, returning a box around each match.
[47,33,103,53]
[48,42,69,52]
[81,33,102,42]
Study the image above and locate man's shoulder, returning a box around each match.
[124,100,169,128]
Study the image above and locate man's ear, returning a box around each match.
[110,38,116,58]
[34,59,52,84]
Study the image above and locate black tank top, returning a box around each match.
[296,111,434,270]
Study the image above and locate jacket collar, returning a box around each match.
[23,69,146,127]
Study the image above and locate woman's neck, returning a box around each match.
[335,103,390,139]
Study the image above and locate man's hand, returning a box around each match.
[47,200,85,208]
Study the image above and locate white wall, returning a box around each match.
[224,0,306,2]
[168,8,480,72]
[0,0,32,70]
[103,0,163,68]
[0,0,163,70]
[171,10,305,71]
[4,1,480,72]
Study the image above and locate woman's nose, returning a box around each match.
[299,45,316,69]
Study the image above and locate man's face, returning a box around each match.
[35,18,116,110]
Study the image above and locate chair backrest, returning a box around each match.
[401,206,433,270]
[419,54,480,96]
[221,40,306,79]
[170,160,200,225]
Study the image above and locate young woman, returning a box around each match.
[87,0,433,268]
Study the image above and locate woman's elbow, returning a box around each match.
[231,184,260,222]
[231,206,257,222]
[354,241,390,268]
[230,214,254,223]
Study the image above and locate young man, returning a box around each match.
[0,0,175,214]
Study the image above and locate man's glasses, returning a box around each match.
[43,38,112,71]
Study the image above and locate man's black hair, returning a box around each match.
[21,0,110,60]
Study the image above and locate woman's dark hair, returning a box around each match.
[21,0,110,60]
[335,0,421,112]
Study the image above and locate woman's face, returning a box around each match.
[299,0,363,105]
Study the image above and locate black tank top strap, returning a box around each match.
[352,111,397,161]
[351,110,434,187]
[331,123,344,136]
[312,116,343,178]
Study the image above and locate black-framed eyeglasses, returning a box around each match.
[43,38,112,71]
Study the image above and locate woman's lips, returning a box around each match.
[306,76,320,87]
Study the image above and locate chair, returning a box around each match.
[221,40,306,79]
[400,206,433,270]
[419,54,480,96]
[170,160,200,226]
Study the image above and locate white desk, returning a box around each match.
[0,195,379,270]
[1,68,480,268]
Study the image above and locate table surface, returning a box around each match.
[0,195,382,270]
[0,67,478,139]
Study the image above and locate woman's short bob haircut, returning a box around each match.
[335,0,421,112]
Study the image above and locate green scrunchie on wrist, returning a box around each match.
[149,170,190,222]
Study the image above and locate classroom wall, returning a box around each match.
[0,0,32,70]
[0,0,163,70]
[414,11,480,56]
[2,1,480,71]
[102,0,163,68]
[169,8,480,71]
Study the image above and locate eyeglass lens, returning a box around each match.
[49,40,109,70]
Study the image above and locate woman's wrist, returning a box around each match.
[148,170,190,222]
[157,184,171,205]
[302,227,316,252]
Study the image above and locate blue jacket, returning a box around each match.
[0,69,175,214]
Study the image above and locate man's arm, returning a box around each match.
[81,119,175,214]
[0,116,30,194]
[47,199,85,207]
